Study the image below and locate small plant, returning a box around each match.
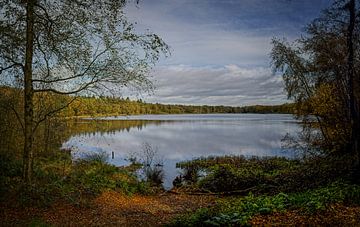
[204,213,245,226]
[169,182,360,226]
[0,152,22,198]
[11,151,153,207]
[28,218,50,227]
[81,150,109,163]
[130,142,165,187]
[144,165,164,186]
[182,164,201,184]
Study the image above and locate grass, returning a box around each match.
[0,150,153,207]
[28,218,51,227]
[176,156,302,193]
[175,155,352,194]
[2,152,358,226]
[169,155,358,226]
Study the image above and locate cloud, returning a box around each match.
[139,64,287,106]
[125,0,330,67]
[122,0,330,105]
[125,2,272,66]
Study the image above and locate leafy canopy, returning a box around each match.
[0,0,169,95]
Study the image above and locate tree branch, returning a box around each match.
[9,105,25,136]
[32,47,111,84]
[33,76,100,95]
[32,96,78,133]
[0,63,22,74]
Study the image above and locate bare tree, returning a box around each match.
[0,0,169,183]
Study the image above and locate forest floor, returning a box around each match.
[1,191,215,226]
[1,191,360,226]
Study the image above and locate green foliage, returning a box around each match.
[169,182,360,226]
[0,86,295,121]
[28,218,50,227]
[177,156,298,172]
[177,155,352,194]
[168,208,214,227]
[204,213,245,227]
[144,166,164,187]
[177,156,302,193]
[0,153,22,199]
[81,151,109,163]
[14,154,151,207]
[58,95,295,117]
[199,164,265,192]
[271,1,359,154]
[288,182,360,213]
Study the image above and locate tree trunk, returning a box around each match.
[347,0,360,181]
[23,0,35,184]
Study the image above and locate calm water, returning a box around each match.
[63,114,301,189]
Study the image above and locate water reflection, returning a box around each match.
[63,114,301,189]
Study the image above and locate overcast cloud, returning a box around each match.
[124,0,331,106]
[143,65,284,106]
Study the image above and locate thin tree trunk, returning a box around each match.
[347,0,360,181]
[23,0,35,184]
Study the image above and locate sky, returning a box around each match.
[124,0,331,106]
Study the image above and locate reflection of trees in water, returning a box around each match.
[67,120,158,137]
[0,115,69,159]
[66,119,189,137]
[1,116,244,160]
[0,116,165,159]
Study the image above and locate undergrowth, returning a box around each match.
[169,181,360,226]
[176,155,352,193]
[1,151,153,207]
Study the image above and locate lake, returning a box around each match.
[63,114,301,189]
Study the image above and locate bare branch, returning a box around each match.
[0,63,23,74]
[32,96,78,133]
[9,105,25,135]
[34,77,100,95]
[32,47,111,84]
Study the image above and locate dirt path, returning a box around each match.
[1,191,216,226]
[2,192,360,226]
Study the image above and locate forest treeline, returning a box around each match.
[65,96,295,116]
[0,86,295,117]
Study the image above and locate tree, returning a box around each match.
[271,0,360,177]
[346,0,360,180]
[0,0,169,183]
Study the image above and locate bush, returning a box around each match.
[66,159,152,197]
[0,153,22,199]
[199,164,266,192]
[176,155,352,195]
[14,156,152,207]
[168,208,214,227]
[144,165,164,186]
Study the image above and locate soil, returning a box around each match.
[0,191,216,226]
[1,192,360,226]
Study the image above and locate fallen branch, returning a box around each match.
[166,186,258,196]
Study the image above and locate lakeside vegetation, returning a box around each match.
[170,181,360,226]
[169,155,359,226]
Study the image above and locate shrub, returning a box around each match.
[144,165,164,186]
[13,156,152,207]
[198,164,266,192]
[0,153,22,199]
[176,155,352,195]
